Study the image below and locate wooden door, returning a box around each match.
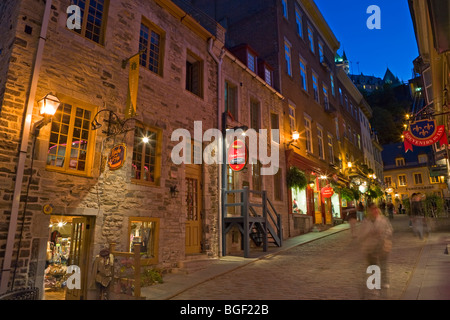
[66,216,92,300]
[185,165,202,254]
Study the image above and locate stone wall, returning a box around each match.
[0,0,220,293]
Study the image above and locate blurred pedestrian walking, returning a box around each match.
[357,201,365,222]
[357,203,393,298]
[346,210,357,238]
[387,201,394,220]
[411,193,426,240]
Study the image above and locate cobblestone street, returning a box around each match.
[171,215,426,300]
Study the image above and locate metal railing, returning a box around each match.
[0,287,39,300]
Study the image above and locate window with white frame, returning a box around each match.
[289,104,296,132]
[285,40,292,76]
[318,41,324,62]
[307,25,314,53]
[398,174,407,186]
[327,134,334,164]
[250,99,260,131]
[317,127,325,160]
[247,51,256,73]
[330,74,335,96]
[423,67,433,104]
[282,0,288,19]
[312,72,319,103]
[271,113,280,144]
[264,66,272,86]
[418,154,428,163]
[299,58,307,91]
[396,158,405,166]
[295,6,303,37]
[335,118,340,141]
[414,173,423,185]
[225,80,238,120]
[304,116,312,153]
[323,84,329,109]
[384,176,392,187]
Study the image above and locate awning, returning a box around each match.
[429,165,447,177]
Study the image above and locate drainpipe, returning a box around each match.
[208,38,225,257]
[0,0,53,294]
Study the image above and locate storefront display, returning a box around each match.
[44,216,73,299]
[291,188,307,215]
[129,218,158,262]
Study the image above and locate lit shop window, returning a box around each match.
[47,103,93,174]
[129,217,159,265]
[131,124,162,185]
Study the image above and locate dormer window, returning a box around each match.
[418,154,428,163]
[247,51,256,73]
[395,157,405,166]
[264,67,272,86]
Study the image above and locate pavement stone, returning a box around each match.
[140,215,450,301]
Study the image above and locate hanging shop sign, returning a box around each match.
[403,119,448,152]
[228,139,248,172]
[321,186,334,199]
[108,144,127,170]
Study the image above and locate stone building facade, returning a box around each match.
[189,0,368,227]
[0,0,225,299]
[220,46,288,253]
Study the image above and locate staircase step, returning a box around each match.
[172,255,218,274]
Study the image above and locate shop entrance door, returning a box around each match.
[66,216,93,300]
[185,164,203,254]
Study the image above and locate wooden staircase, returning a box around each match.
[223,187,282,258]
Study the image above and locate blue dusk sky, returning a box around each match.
[314,0,419,83]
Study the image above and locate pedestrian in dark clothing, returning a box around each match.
[379,200,386,216]
[387,201,394,220]
[347,210,357,238]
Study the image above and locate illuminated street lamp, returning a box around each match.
[287,131,300,148]
[38,93,60,117]
[33,93,61,135]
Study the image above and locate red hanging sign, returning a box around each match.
[403,119,448,152]
[227,140,248,172]
[321,186,334,199]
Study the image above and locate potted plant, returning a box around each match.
[287,167,308,192]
